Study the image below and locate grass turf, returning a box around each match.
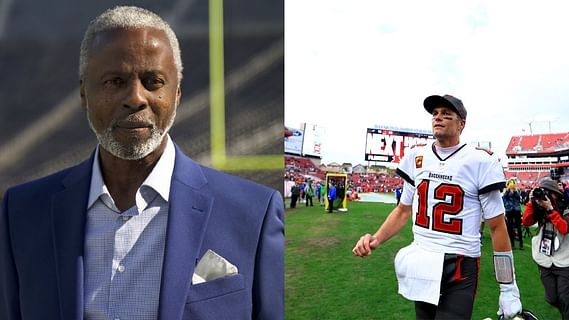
[285,200,560,320]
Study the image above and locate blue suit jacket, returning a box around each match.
[0,145,284,320]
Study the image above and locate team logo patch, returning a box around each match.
[415,156,423,168]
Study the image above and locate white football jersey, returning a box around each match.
[396,142,506,257]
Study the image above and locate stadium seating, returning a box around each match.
[507,133,569,154]
[285,155,403,194]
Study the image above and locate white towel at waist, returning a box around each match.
[394,242,445,305]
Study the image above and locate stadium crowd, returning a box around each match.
[285,155,569,202]
[285,155,403,197]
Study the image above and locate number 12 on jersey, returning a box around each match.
[415,179,465,235]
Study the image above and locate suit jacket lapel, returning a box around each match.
[51,156,92,320]
[159,146,213,320]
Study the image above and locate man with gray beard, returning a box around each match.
[0,6,284,320]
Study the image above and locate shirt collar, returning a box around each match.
[142,135,175,203]
[87,135,176,211]
[87,147,107,210]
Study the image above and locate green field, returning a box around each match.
[285,200,560,320]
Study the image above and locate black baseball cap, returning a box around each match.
[424,94,467,119]
[539,178,563,197]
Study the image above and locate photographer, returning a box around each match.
[522,178,569,319]
[503,179,524,250]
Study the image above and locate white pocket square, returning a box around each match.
[192,249,238,284]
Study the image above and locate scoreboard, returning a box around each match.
[365,128,435,163]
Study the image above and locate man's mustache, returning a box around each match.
[112,115,155,129]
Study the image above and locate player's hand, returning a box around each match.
[497,281,522,319]
[352,233,380,257]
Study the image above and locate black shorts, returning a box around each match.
[539,264,569,318]
[415,253,480,320]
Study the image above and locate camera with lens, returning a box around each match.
[532,187,547,201]
[531,187,550,224]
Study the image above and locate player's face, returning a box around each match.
[431,106,465,146]
[80,27,180,160]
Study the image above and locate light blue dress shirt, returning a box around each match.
[84,136,175,320]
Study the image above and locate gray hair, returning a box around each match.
[79,6,183,81]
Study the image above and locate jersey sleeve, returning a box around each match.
[480,189,505,220]
[396,148,416,187]
[478,152,506,194]
[400,181,415,206]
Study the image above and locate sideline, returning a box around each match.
[358,192,397,204]
[0,0,13,40]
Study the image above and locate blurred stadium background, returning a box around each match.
[0,0,284,198]
[285,123,569,201]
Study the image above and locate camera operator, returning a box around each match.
[522,178,569,319]
[503,179,524,250]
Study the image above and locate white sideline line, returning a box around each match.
[0,90,81,172]
[164,0,196,28]
[175,39,283,124]
[0,0,14,40]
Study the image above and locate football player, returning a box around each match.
[352,94,522,319]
